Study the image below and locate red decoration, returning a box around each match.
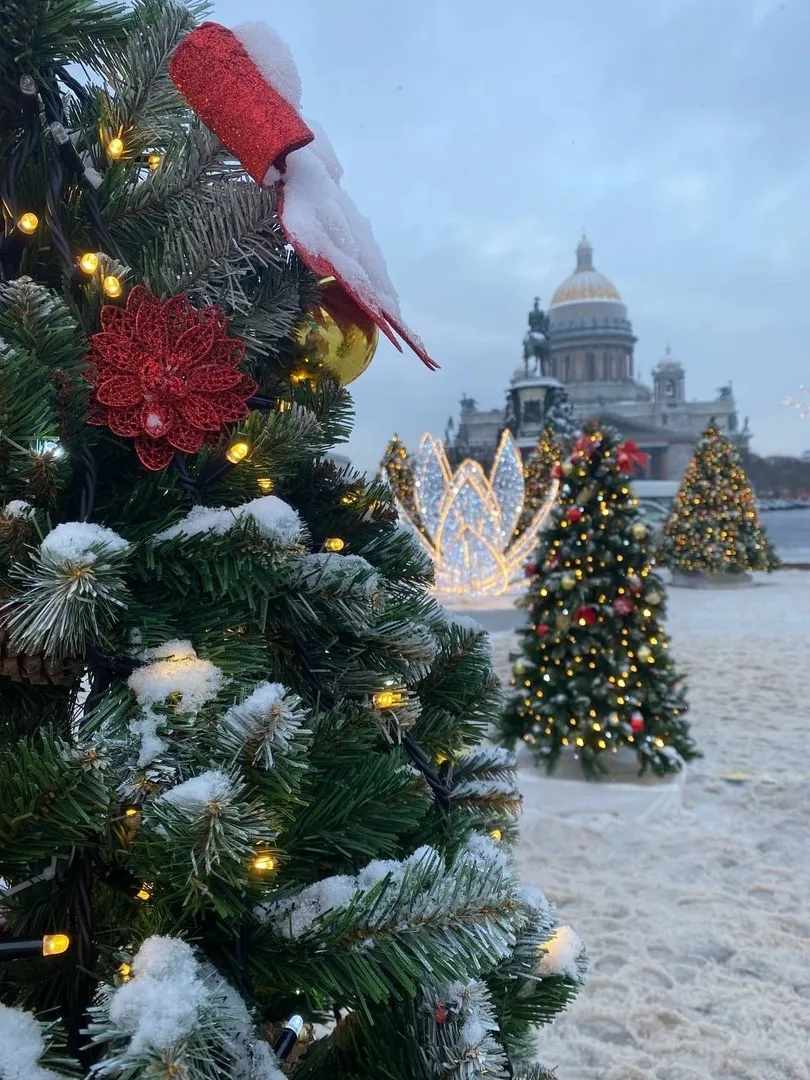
[573,433,598,458]
[536,623,551,636]
[628,574,643,596]
[613,595,634,617]
[551,463,563,480]
[617,439,649,475]
[630,713,645,733]
[525,562,537,577]
[574,605,596,626]
[85,286,257,471]
[567,506,584,523]
[544,554,560,571]
[168,23,314,185]
[169,22,437,372]
[435,1003,449,1024]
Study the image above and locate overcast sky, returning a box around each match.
[213,0,809,472]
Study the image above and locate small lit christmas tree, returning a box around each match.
[500,423,698,779]
[660,420,779,579]
[516,425,561,535]
[380,433,423,532]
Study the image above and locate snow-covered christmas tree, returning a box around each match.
[0,4,585,1077]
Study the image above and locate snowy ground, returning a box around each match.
[486,572,810,1080]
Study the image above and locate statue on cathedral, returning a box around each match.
[523,297,552,376]
[716,381,733,401]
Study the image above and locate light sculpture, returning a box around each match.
[390,430,558,597]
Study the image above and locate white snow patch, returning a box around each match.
[3,499,34,519]
[159,771,234,812]
[537,925,585,981]
[127,641,223,767]
[281,128,402,319]
[0,1005,62,1080]
[232,22,302,109]
[153,496,303,547]
[222,682,306,766]
[265,846,440,939]
[41,521,129,563]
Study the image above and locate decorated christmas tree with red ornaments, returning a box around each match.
[0,2,585,1078]
[501,423,698,778]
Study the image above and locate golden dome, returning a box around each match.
[550,235,623,308]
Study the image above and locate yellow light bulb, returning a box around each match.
[324,537,345,553]
[79,251,100,274]
[42,933,70,956]
[435,753,447,766]
[135,885,151,902]
[119,962,132,980]
[257,477,274,494]
[18,212,39,234]
[372,688,406,709]
[252,853,276,872]
[489,828,503,843]
[225,441,250,464]
[147,152,161,170]
[107,137,124,160]
[103,275,122,298]
[124,806,139,818]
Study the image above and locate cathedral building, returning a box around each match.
[447,235,747,481]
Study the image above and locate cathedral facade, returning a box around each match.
[448,235,747,481]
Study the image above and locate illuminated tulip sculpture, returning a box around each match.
[391,430,559,597]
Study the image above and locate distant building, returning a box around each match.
[447,234,748,481]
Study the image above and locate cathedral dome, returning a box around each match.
[549,235,623,309]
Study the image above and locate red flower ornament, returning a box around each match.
[85,286,258,471]
[613,595,635,617]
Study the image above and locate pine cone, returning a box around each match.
[0,590,83,686]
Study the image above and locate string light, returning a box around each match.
[372,687,407,710]
[489,828,503,842]
[79,252,100,274]
[103,275,122,298]
[252,853,276,872]
[17,212,38,234]
[257,477,274,494]
[225,441,250,464]
[42,934,70,957]
[107,136,125,160]
[135,885,152,902]
[119,962,132,981]
[124,806,139,818]
[147,152,161,170]
[324,537,345,553]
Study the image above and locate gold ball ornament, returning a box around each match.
[561,574,577,591]
[637,644,652,662]
[562,461,575,477]
[631,522,648,539]
[295,278,379,386]
[646,590,662,605]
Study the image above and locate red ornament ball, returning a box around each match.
[525,562,537,577]
[434,1002,449,1024]
[627,574,643,596]
[630,713,645,733]
[573,605,597,626]
[567,506,584,523]
[85,286,258,471]
[613,595,634,617]
[551,463,563,480]
[536,623,551,637]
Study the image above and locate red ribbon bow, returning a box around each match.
[573,433,598,459]
[617,440,648,474]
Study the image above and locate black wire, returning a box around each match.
[172,453,202,505]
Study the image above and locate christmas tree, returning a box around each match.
[516,425,561,535]
[500,424,698,779]
[660,420,779,578]
[0,4,585,1077]
[380,433,423,533]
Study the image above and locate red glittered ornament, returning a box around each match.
[536,623,551,636]
[628,574,643,596]
[630,713,645,733]
[525,562,537,577]
[573,605,597,626]
[613,595,635,617]
[85,286,258,471]
[435,1003,449,1024]
[567,506,584,523]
